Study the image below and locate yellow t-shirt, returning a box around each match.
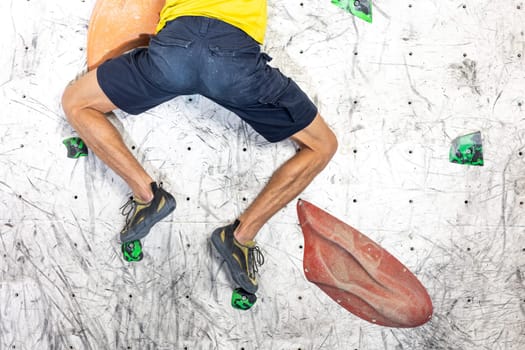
[156,0,267,43]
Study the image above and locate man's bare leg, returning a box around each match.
[235,113,338,244]
[61,69,154,202]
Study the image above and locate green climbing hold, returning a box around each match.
[449,131,484,166]
[121,240,143,262]
[63,137,88,159]
[332,0,373,23]
[231,288,257,310]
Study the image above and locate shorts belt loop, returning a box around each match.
[199,17,210,35]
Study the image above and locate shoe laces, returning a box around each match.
[248,245,265,278]
[120,196,137,233]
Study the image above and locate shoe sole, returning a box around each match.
[120,196,176,243]
[211,228,258,294]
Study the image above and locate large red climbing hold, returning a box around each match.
[297,199,433,327]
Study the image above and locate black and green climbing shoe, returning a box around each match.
[211,220,264,294]
[119,182,176,243]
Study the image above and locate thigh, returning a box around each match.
[211,66,318,143]
[96,48,181,115]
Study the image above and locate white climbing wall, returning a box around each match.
[1,0,524,349]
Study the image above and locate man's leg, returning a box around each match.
[62,69,176,242]
[235,113,338,244]
[210,113,336,293]
[61,69,154,202]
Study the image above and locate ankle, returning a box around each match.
[234,235,251,246]
[134,188,154,203]
[233,220,257,245]
[132,179,157,203]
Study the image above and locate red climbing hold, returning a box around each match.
[297,199,433,327]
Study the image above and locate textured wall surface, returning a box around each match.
[1,0,524,349]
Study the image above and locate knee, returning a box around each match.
[293,114,338,168]
[323,128,338,160]
[61,82,80,123]
[302,127,337,173]
[316,126,338,168]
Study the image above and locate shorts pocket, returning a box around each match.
[258,78,291,105]
[257,79,298,122]
[151,36,193,48]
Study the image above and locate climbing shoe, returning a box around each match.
[211,220,264,294]
[119,182,176,243]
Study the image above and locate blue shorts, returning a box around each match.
[97,16,317,142]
